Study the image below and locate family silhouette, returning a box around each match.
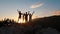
[17,10,34,22]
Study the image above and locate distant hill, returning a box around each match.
[0,15,60,34]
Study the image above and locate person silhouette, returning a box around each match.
[29,11,34,22]
[23,13,25,21]
[25,12,28,22]
[18,11,22,21]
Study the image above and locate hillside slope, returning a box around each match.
[0,15,60,34]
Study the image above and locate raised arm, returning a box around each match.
[17,9,20,13]
[32,11,35,15]
[28,11,30,15]
[17,9,23,15]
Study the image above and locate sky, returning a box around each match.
[0,0,60,21]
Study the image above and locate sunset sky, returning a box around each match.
[0,0,60,21]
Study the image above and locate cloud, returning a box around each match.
[30,2,44,9]
[52,10,60,15]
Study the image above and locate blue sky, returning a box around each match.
[0,0,60,20]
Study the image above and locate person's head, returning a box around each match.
[26,12,27,14]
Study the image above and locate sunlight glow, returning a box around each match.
[18,19,25,23]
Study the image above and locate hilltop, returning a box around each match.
[0,15,60,34]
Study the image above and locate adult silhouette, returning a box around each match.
[29,11,34,22]
[23,13,25,21]
[25,12,28,22]
[17,10,22,21]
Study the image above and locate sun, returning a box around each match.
[18,19,25,23]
